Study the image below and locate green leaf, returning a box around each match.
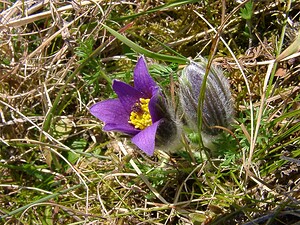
[269,122,300,146]
[276,29,300,61]
[272,109,300,125]
[240,0,253,20]
[102,24,188,64]
[112,0,200,21]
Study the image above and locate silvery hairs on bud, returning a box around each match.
[179,57,234,136]
[155,92,183,152]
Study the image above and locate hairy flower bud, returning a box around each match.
[179,58,234,135]
[154,94,182,151]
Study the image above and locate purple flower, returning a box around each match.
[90,56,174,156]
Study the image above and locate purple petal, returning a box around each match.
[131,120,161,156]
[90,99,139,135]
[133,56,157,97]
[90,99,125,123]
[148,87,165,123]
[113,80,144,113]
[103,123,139,135]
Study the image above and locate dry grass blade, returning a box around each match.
[117,141,170,206]
[1,0,299,224]
[0,1,99,28]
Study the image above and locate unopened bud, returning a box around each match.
[179,58,234,135]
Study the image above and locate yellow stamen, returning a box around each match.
[128,98,152,130]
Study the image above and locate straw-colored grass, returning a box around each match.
[1,0,299,224]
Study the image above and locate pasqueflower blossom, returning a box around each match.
[90,56,178,156]
[179,58,233,135]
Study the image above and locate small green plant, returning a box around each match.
[75,38,108,96]
[240,0,254,47]
[240,0,253,20]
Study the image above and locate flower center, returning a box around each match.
[129,98,152,130]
